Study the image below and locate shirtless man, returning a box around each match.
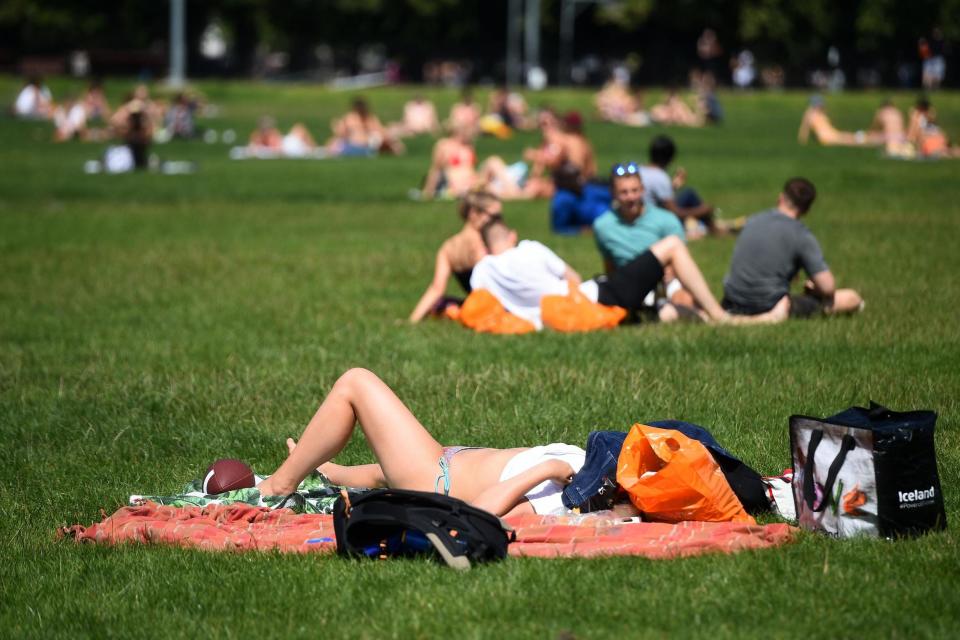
[422,124,478,200]
[523,111,596,196]
[398,94,440,136]
[522,113,567,195]
[447,89,481,138]
[650,90,704,127]
[329,97,403,156]
[870,99,910,156]
[798,95,883,147]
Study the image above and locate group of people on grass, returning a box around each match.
[595,73,723,129]
[411,170,863,328]
[13,78,872,518]
[798,94,960,159]
[421,103,598,201]
[12,76,204,149]
[261,170,864,520]
[550,134,736,238]
[246,96,408,159]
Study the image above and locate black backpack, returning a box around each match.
[333,489,515,570]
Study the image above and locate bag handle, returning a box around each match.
[802,430,856,512]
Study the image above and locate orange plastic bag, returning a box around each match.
[541,289,627,332]
[616,424,755,524]
[454,289,536,335]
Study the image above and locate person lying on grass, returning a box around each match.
[469,219,788,329]
[797,95,883,147]
[255,368,587,517]
[409,189,502,323]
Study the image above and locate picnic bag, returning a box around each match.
[616,424,755,524]
[790,402,946,538]
[333,489,515,570]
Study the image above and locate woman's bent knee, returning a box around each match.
[334,368,380,394]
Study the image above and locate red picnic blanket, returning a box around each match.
[59,502,794,559]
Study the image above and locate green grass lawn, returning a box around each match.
[1,76,959,638]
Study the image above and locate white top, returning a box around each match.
[469,240,571,329]
[15,85,50,117]
[639,165,674,206]
[499,443,586,515]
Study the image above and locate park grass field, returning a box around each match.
[1,76,959,638]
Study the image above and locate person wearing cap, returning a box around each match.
[722,177,864,319]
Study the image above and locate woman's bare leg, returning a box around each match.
[285,437,387,488]
[257,368,443,496]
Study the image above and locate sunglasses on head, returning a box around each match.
[611,162,640,177]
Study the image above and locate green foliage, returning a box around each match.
[596,0,656,29]
[0,78,959,637]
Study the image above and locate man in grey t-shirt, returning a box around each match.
[722,177,864,318]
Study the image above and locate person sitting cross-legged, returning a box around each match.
[470,219,787,328]
[722,177,864,319]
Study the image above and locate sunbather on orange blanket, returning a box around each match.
[255,368,593,518]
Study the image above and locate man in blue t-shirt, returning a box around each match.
[593,161,691,308]
[723,177,864,318]
[550,162,611,235]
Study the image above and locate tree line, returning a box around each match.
[1,0,955,86]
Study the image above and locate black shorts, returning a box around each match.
[722,293,824,319]
[596,250,664,311]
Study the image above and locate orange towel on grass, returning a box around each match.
[541,290,626,332]
[447,289,536,334]
[60,502,794,559]
[449,289,626,334]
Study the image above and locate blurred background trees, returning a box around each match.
[0,0,956,87]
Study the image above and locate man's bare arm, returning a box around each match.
[809,270,836,299]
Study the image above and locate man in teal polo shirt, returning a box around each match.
[593,162,690,310]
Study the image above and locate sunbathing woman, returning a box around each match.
[649,90,705,127]
[446,88,481,138]
[422,124,478,199]
[409,189,502,322]
[255,368,582,517]
[797,96,883,147]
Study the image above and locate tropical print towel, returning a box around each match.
[128,471,349,515]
